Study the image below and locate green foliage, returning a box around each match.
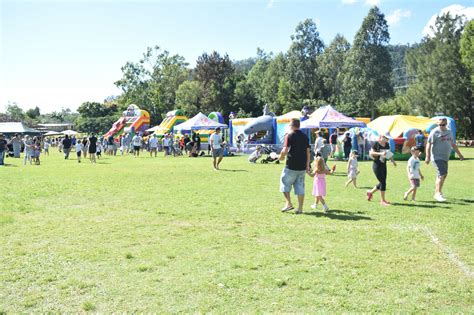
[460,19,474,87]
[195,51,236,115]
[75,102,119,134]
[405,13,472,137]
[287,19,325,102]
[341,6,393,118]
[5,103,25,122]
[25,107,41,119]
[175,81,204,116]
[115,46,189,124]
[319,34,351,105]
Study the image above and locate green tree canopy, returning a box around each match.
[341,6,393,118]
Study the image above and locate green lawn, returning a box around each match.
[1,148,473,312]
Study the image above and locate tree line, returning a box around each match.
[2,7,473,137]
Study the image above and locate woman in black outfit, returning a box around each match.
[367,135,397,206]
[343,133,352,160]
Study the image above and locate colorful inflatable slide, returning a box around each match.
[150,110,188,137]
[104,104,150,138]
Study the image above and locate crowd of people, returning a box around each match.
[278,117,465,214]
[0,129,223,166]
[0,118,466,214]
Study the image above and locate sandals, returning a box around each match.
[281,205,294,212]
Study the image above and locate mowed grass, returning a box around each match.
[1,147,473,312]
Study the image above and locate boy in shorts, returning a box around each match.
[404,146,424,201]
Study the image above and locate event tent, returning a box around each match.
[367,115,436,138]
[0,122,41,135]
[62,129,79,135]
[44,130,63,136]
[173,112,227,132]
[301,105,366,129]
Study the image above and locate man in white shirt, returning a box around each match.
[149,134,158,157]
[132,134,142,157]
[210,127,225,170]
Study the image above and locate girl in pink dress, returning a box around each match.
[310,152,332,213]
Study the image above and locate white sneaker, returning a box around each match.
[434,193,446,202]
[310,204,317,209]
[323,204,329,213]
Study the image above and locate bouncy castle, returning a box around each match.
[147,109,188,137]
[104,104,150,138]
[347,115,457,160]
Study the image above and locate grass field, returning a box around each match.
[1,147,473,312]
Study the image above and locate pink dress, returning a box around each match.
[312,173,326,197]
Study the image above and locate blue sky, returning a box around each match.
[1,0,473,113]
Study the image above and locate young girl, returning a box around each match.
[345,150,360,188]
[310,152,332,213]
[404,146,424,201]
[96,141,103,159]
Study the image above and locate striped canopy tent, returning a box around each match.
[174,112,227,132]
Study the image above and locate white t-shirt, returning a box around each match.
[75,143,83,152]
[163,138,171,147]
[132,135,142,146]
[210,133,222,149]
[44,142,50,149]
[149,137,158,148]
[407,156,421,179]
[314,137,324,152]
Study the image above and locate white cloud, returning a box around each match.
[423,4,474,37]
[341,0,358,5]
[386,9,412,26]
[267,0,275,8]
[365,0,380,6]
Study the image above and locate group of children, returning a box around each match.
[310,146,423,212]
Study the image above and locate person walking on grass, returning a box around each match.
[43,138,50,156]
[345,150,360,188]
[404,146,424,201]
[425,117,464,202]
[149,134,158,157]
[0,133,7,166]
[278,118,310,214]
[75,140,83,163]
[62,135,72,159]
[10,134,21,158]
[88,133,98,164]
[367,135,397,206]
[310,152,332,213]
[210,127,225,170]
[132,133,142,157]
[330,128,338,158]
[23,135,33,165]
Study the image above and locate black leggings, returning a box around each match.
[372,162,387,191]
[344,145,351,159]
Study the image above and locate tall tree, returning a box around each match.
[115,46,188,124]
[262,53,288,114]
[460,19,474,87]
[405,13,472,137]
[319,34,351,105]
[175,81,204,116]
[286,19,325,104]
[195,51,236,115]
[341,7,393,118]
[75,102,119,134]
[5,102,25,122]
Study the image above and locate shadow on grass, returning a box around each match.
[2,163,18,167]
[419,199,473,206]
[218,169,248,172]
[303,209,373,221]
[390,202,451,209]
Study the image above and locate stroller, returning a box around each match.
[260,145,280,164]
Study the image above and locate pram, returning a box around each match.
[247,145,280,164]
[260,145,280,164]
